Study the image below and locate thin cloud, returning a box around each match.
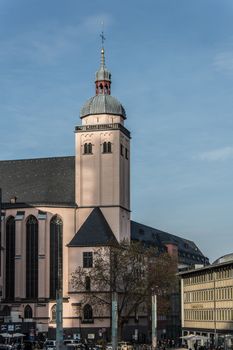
[0,14,113,65]
[197,146,233,161]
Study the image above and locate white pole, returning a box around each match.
[152,294,157,350]
[112,292,118,350]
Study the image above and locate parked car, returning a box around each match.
[106,342,132,350]
[43,340,56,350]
[63,341,85,350]
[118,342,133,350]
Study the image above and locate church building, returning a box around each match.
[0,45,208,341]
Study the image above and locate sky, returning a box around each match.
[0,0,233,262]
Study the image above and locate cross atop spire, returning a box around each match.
[100,21,106,48]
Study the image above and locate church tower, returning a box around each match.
[75,44,131,242]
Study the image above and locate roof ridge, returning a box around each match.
[131,220,196,245]
[0,155,74,163]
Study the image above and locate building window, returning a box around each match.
[85,276,91,291]
[84,143,92,154]
[24,305,33,319]
[2,305,11,317]
[26,216,38,299]
[51,304,56,322]
[83,304,93,321]
[5,216,15,300]
[125,148,128,159]
[83,252,93,268]
[50,216,63,299]
[120,144,124,156]
[103,141,112,153]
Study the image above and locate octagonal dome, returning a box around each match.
[80,94,126,119]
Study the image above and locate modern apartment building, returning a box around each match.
[180,253,233,348]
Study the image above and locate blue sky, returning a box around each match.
[1,0,233,262]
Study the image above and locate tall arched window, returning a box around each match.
[83,304,93,321]
[50,216,63,299]
[5,216,15,300]
[51,304,56,322]
[26,216,38,299]
[24,305,33,319]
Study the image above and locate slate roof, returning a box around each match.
[0,155,208,264]
[68,207,118,247]
[0,156,75,206]
[131,221,209,264]
[80,95,126,119]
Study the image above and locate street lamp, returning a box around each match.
[152,293,157,350]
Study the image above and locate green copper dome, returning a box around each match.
[80,94,126,119]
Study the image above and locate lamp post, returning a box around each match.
[152,293,157,350]
[0,188,3,302]
[111,292,118,350]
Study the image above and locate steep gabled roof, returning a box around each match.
[0,156,75,205]
[68,207,117,247]
[131,220,209,264]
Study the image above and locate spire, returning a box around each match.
[101,48,105,68]
[100,23,106,68]
[95,27,111,95]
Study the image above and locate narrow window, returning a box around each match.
[24,305,33,319]
[125,148,128,159]
[26,216,38,299]
[103,142,112,153]
[50,216,63,299]
[104,85,108,94]
[84,143,88,154]
[120,144,124,156]
[83,304,93,321]
[85,276,91,291]
[51,305,56,322]
[5,216,15,300]
[99,84,103,94]
[103,142,107,153]
[83,252,93,268]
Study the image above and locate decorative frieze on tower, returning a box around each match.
[75,43,131,242]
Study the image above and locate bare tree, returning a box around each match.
[71,240,177,340]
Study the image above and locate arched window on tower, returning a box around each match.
[26,216,38,299]
[5,216,15,300]
[24,305,33,319]
[99,83,103,94]
[102,141,112,154]
[50,216,63,299]
[83,304,93,322]
[84,143,92,155]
